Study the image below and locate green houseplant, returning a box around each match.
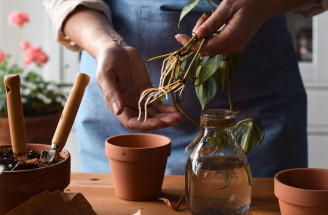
[0,11,71,145]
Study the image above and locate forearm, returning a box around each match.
[63,5,125,59]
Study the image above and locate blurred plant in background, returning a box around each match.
[0,11,71,117]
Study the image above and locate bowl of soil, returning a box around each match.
[0,143,70,214]
[274,168,328,215]
[105,133,171,201]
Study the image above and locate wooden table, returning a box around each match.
[66,173,280,215]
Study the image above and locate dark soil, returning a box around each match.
[0,148,43,171]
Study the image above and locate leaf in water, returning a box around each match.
[217,170,232,190]
[208,131,227,148]
[234,119,265,154]
[195,69,220,110]
[195,55,222,87]
[179,0,204,28]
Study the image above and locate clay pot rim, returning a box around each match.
[274,168,328,208]
[0,143,70,173]
[274,168,328,192]
[105,133,171,149]
[105,133,171,162]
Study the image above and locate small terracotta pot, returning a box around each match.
[274,168,328,215]
[105,133,171,201]
[0,144,70,214]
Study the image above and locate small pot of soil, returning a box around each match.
[274,168,328,215]
[105,133,171,201]
[0,143,70,214]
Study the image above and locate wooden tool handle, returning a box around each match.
[4,74,27,156]
[51,73,90,148]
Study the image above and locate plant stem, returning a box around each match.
[170,92,179,112]
[176,34,198,54]
[148,53,173,63]
[15,27,23,65]
[226,54,233,110]
[182,38,206,82]
[177,102,200,128]
[206,0,214,14]
[181,52,194,62]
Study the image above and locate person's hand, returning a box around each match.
[175,0,317,56]
[96,42,184,131]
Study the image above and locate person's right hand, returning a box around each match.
[175,0,319,56]
[96,42,184,131]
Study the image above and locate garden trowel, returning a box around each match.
[4,74,38,171]
[40,73,90,165]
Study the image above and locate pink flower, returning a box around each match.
[20,40,30,51]
[22,42,49,66]
[0,49,6,64]
[8,11,29,27]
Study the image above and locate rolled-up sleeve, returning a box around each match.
[294,0,328,17]
[43,0,112,51]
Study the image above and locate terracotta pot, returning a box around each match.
[0,111,61,146]
[0,143,70,214]
[105,133,171,201]
[274,168,328,215]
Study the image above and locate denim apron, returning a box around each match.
[76,0,307,176]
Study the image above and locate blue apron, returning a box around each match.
[76,0,307,176]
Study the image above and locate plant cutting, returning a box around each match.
[0,11,71,145]
[138,0,265,166]
[137,0,265,212]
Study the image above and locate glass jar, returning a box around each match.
[185,109,252,215]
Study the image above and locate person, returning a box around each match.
[43,0,327,176]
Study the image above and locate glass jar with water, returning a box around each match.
[185,109,252,215]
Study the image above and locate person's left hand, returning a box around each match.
[96,42,184,131]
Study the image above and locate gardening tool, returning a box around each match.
[41,73,90,165]
[4,74,38,171]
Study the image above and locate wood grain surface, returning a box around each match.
[67,173,280,215]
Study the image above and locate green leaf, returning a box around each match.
[208,130,227,148]
[195,55,222,87]
[195,69,220,110]
[234,119,265,154]
[218,60,227,91]
[217,170,232,190]
[230,53,242,76]
[179,0,204,28]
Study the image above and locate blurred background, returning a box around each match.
[1,1,328,172]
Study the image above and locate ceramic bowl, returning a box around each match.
[105,133,171,201]
[0,144,70,214]
[274,168,328,215]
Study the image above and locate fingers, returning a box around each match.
[175,1,258,56]
[194,2,231,38]
[116,102,184,131]
[96,63,125,116]
[192,13,210,34]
